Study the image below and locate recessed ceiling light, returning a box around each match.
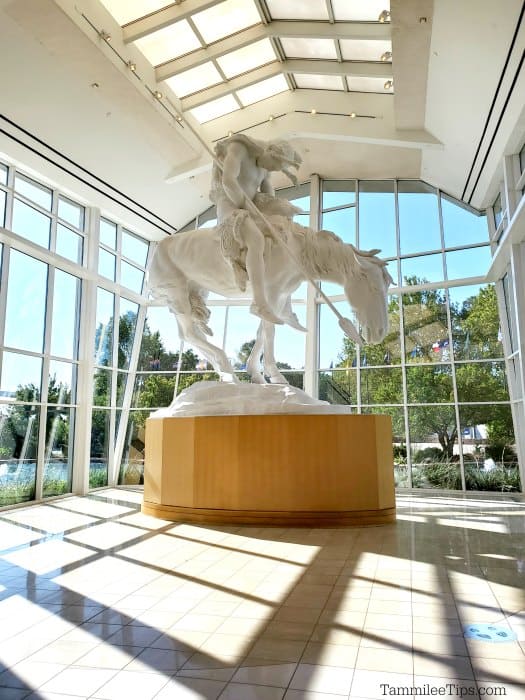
[127,61,137,72]
[99,31,111,41]
[378,10,390,22]
[311,108,317,115]
[380,51,392,62]
[349,112,356,118]
[269,115,274,121]
[154,90,163,99]
[419,16,427,23]
[384,79,393,90]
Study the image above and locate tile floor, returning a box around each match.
[0,488,524,699]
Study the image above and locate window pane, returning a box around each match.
[0,404,39,505]
[273,305,306,370]
[116,371,128,407]
[357,294,401,366]
[90,410,109,488]
[0,190,5,227]
[446,246,491,280]
[50,270,80,360]
[0,163,7,185]
[48,360,75,404]
[449,284,503,360]
[138,306,181,371]
[409,405,460,489]
[406,365,453,403]
[56,223,83,264]
[224,306,261,372]
[58,197,84,230]
[132,373,177,408]
[456,361,508,403]
[122,230,149,266]
[118,298,139,370]
[12,199,51,248]
[323,180,356,208]
[321,207,356,245]
[398,181,441,255]
[362,405,407,486]
[119,410,148,485]
[94,288,114,366]
[319,369,357,405]
[14,175,52,210]
[403,288,449,363]
[121,261,144,293]
[441,196,488,247]
[361,367,403,404]
[493,193,502,229]
[100,219,117,248]
[43,407,74,497]
[358,181,396,258]
[401,253,444,285]
[98,248,116,280]
[459,404,520,491]
[5,250,47,353]
[93,368,112,406]
[319,300,357,369]
[1,352,42,400]
[520,143,525,174]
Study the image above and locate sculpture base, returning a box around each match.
[143,414,395,527]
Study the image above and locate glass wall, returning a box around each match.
[318,180,518,491]
[1,156,520,501]
[0,159,150,505]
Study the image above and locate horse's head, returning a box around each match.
[343,246,393,344]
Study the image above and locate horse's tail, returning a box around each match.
[188,289,213,336]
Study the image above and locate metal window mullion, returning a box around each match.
[355,180,361,410]
[305,175,320,398]
[112,302,148,485]
[439,189,466,489]
[503,154,521,222]
[35,265,54,500]
[72,207,99,494]
[4,165,14,231]
[108,290,120,486]
[0,245,11,385]
[508,244,525,491]
[394,179,412,486]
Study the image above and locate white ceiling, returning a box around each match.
[0,0,524,239]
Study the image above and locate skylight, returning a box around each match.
[98,0,170,26]
[332,0,391,21]
[192,0,261,44]
[217,40,277,79]
[190,94,240,124]
[347,76,394,93]
[236,74,289,107]
[134,20,201,66]
[340,40,392,62]
[165,62,223,98]
[265,0,329,20]
[280,38,338,60]
[294,75,345,91]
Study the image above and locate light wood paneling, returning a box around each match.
[143,414,396,526]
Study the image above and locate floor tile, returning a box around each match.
[231,660,297,687]
[40,668,117,696]
[91,669,169,699]
[289,663,354,695]
[155,677,227,699]
[219,683,285,699]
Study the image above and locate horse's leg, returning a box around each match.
[241,220,284,326]
[280,294,307,332]
[246,322,266,384]
[174,311,239,383]
[261,321,289,385]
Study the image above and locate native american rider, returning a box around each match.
[210,134,302,325]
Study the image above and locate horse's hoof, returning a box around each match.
[250,303,283,325]
[285,316,307,332]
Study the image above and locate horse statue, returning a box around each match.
[147,214,393,384]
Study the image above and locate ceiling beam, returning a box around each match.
[122,0,222,43]
[180,60,392,111]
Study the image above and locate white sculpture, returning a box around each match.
[150,381,356,418]
[148,133,392,383]
[148,212,392,384]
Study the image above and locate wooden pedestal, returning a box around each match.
[142,414,395,526]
